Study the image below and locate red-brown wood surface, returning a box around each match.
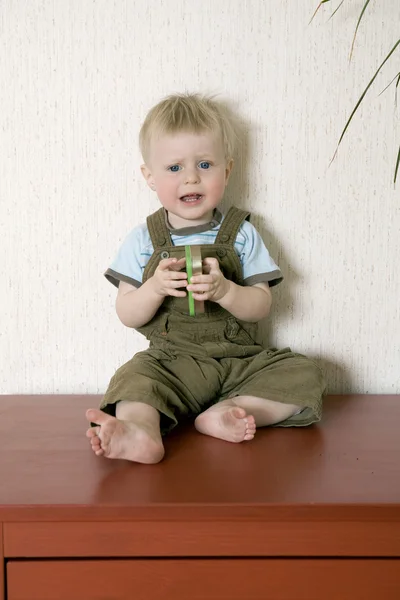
[4,519,400,558]
[0,394,399,521]
[0,524,4,600]
[7,559,400,600]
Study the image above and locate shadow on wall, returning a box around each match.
[214,99,352,395]
[315,357,354,395]
[214,97,295,332]
[216,98,296,342]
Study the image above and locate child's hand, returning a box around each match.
[152,257,188,297]
[187,257,230,303]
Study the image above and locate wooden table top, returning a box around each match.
[0,394,399,521]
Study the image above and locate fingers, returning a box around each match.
[167,289,187,297]
[187,277,214,301]
[154,259,188,297]
[191,291,211,300]
[188,274,213,285]
[188,269,215,294]
[162,273,188,297]
[187,257,228,302]
[156,260,188,282]
[202,257,219,271]
[158,257,186,272]
[158,258,176,270]
[170,257,187,272]
[190,289,213,302]
[164,271,188,284]
[187,281,213,293]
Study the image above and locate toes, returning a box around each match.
[244,416,256,432]
[246,415,256,427]
[86,408,109,426]
[232,409,256,442]
[86,426,101,439]
[243,415,256,441]
[85,410,109,457]
[89,433,103,454]
[231,406,247,420]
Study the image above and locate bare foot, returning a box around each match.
[194,403,256,443]
[85,409,165,464]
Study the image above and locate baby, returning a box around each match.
[86,93,327,463]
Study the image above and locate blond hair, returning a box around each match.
[139,93,237,162]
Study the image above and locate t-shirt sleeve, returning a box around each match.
[239,221,283,287]
[104,227,144,288]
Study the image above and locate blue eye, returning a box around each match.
[168,165,181,172]
[199,161,210,169]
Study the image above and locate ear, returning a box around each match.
[141,164,156,190]
[225,158,234,186]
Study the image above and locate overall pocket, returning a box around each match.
[224,317,256,346]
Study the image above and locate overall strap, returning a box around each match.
[214,206,250,247]
[146,208,173,248]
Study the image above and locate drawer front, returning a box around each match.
[5,521,400,557]
[7,558,400,600]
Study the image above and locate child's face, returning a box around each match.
[141,131,233,227]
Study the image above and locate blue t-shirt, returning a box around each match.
[105,209,283,289]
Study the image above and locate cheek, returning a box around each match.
[207,175,226,197]
[155,175,178,197]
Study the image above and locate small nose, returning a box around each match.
[184,167,200,184]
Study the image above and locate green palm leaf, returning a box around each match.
[314,1,399,183]
[309,0,331,25]
[329,0,345,21]
[349,0,372,60]
[331,38,400,162]
[394,144,400,185]
[378,72,400,97]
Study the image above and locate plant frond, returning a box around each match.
[349,0,372,61]
[330,38,400,165]
[328,0,346,21]
[378,72,400,97]
[395,73,400,108]
[309,0,331,25]
[394,143,400,185]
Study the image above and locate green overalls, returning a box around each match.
[100,206,327,434]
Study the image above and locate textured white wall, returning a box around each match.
[1,0,399,394]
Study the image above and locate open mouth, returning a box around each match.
[180,194,203,203]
